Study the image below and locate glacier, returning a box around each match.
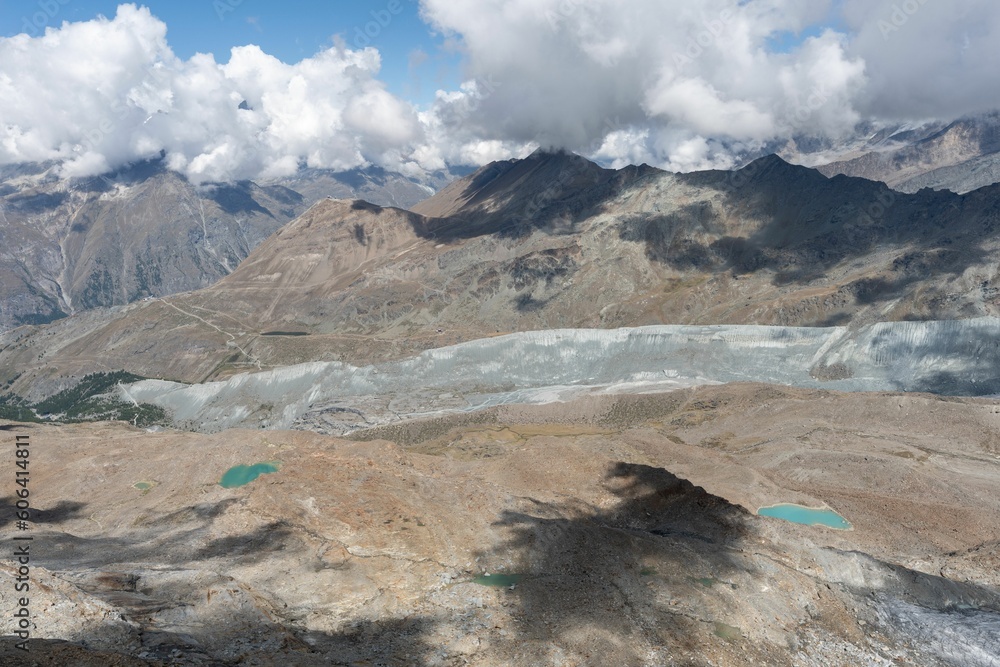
[122,318,1000,434]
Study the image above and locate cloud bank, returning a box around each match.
[0,5,423,182]
[1,1,999,181]
[418,0,865,171]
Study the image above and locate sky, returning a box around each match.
[1,0,999,183]
[1,1,463,103]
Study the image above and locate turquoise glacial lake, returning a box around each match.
[757,503,852,530]
[219,462,279,488]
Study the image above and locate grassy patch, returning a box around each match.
[34,371,146,414]
[713,622,743,643]
[25,372,170,427]
[0,393,42,423]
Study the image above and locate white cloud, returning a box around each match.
[843,0,1000,120]
[2,1,999,181]
[644,77,777,139]
[416,0,1000,170]
[0,4,425,183]
[416,0,872,170]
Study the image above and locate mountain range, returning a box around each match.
[804,112,1000,194]
[5,113,1000,337]
[0,159,454,332]
[5,148,1000,401]
[4,131,1000,667]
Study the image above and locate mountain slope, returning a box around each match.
[894,152,1000,194]
[0,162,307,331]
[411,148,617,220]
[6,151,1000,398]
[3,384,1000,664]
[815,113,1000,193]
[0,161,443,332]
[268,164,460,211]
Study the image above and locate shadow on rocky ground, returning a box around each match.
[8,431,1000,665]
[3,461,759,665]
[0,495,87,530]
[1,615,444,666]
[472,462,754,665]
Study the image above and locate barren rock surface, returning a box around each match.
[2,383,999,665]
[815,113,1000,194]
[0,160,449,334]
[4,148,1000,667]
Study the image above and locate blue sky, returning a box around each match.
[0,0,462,104]
[764,2,848,53]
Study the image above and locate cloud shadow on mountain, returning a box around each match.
[615,156,995,317]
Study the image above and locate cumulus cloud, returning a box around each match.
[1,1,999,181]
[419,0,1000,169]
[417,0,868,169]
[0,4,426,182]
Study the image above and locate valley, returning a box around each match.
[4,4,1000,665]
[2,151,1000,666]
[6,150,1000,403]
[0,160,452,333]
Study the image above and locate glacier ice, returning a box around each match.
[122,318,1000,434]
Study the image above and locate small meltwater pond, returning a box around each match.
[757,503,852,530]
[219,462,280,488]
[472,574,523,587]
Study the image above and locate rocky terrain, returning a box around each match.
[1,149,999,667]
[813,113,1000,194]
[5,149,1000,401]
[2,383,999,665]
[6,7,1000,664]
[0,160,304,330]
[0,160,444,332]
[267,165,463,212]
[4,113,1000,336]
